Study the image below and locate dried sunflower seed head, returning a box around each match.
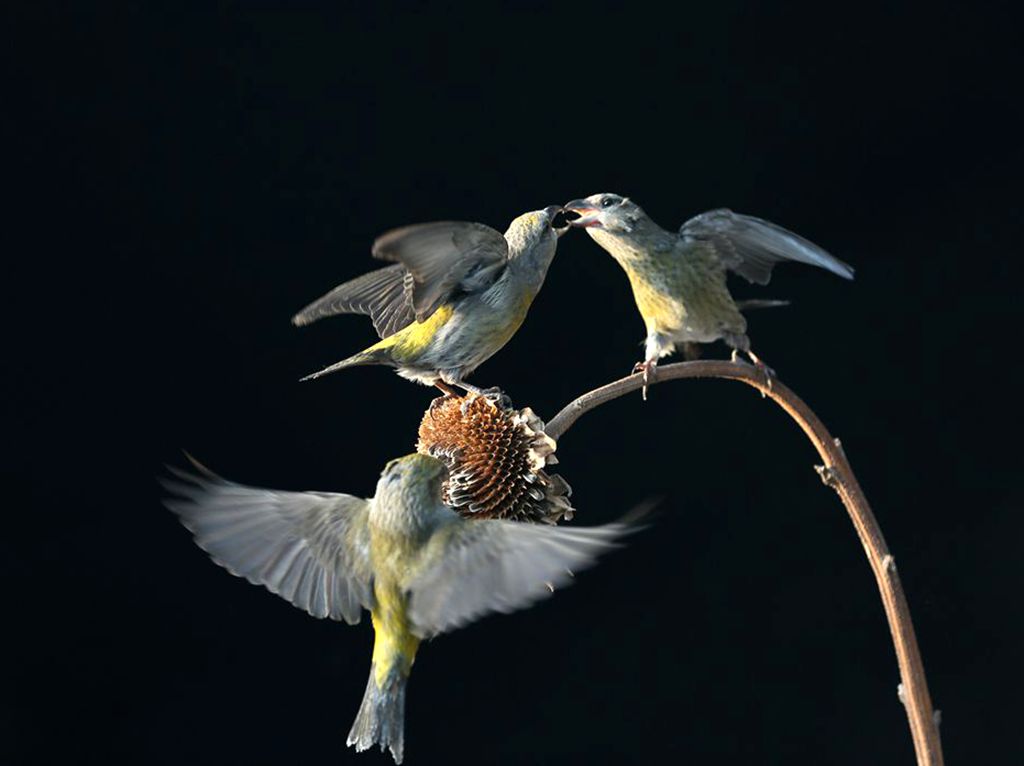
[417,394,573,524]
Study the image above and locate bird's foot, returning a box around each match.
[745,350,775,395]
[428,387,452,421]
[455,382,509,410]
[631,360,658,401]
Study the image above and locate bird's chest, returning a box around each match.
[624,251,735,341]
[437,285,532,361]
[481,286,534,344]
[627,264,685,327]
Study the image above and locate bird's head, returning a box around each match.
[376,453,448,509]
[502,205,569,287]
[504,205,570,249]
[563,193,647,234]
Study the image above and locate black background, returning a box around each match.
[6,3,1022,764]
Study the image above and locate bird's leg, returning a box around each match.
[454,381,510,409]
[745,349,775,393]
[635,333,673,402]
[726,334,774,395]
[434,381,459,397]
[429,381,460,418]
[631,359,658,401]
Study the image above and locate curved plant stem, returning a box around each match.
[546,360,943,766]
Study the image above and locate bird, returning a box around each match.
[164,453,630,764]
[292,206,568,396]
[563,193,854,398]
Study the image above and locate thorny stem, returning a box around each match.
[546,360,944,766]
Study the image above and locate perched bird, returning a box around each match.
[293,206,568,395]
[164,453,628,764]
[564,193,854,397]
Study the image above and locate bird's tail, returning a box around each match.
[735,298,790,312]
[299,348,391,382]
[347,662,409,764]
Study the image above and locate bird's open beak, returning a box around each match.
[546,205,571,237]
[563,199,603,228]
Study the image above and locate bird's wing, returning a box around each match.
[372,221,510,321]
[291,263,417,339]
[678,209,854,285]
[406,517,627,638]
[163,462,374,624]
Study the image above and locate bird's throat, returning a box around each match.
[588,227,651,267]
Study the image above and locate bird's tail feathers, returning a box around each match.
[347,663,408,764]
[735,298,790,312]
[299,349,391,382]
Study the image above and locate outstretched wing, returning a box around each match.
[407,516,628,638]
[163,462,374,624]
[679,208,854,285]
[291,263,416,339]
[373,221,509,321]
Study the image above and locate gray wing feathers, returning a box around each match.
[164,466,374,624]
[734,298,791,311]
[679,209,854,285]
[291,264,416,339]
[407,519,626,638]
[372,222,509,321]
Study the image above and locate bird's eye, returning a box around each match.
[601,197,618,208]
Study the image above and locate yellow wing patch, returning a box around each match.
[367,304,455,362]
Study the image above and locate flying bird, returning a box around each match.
[164,453,629,764]
[564,193,853,397]
[293,206,568,396]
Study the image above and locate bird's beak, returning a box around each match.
[545,205,571,237]
[563,199,603,228]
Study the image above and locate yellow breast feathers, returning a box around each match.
[628,273,685,334]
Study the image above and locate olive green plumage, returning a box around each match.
[292,207,567,392]
[164,453,629,764]
[564,193,854,386]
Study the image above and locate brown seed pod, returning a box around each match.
[417,394,573,524]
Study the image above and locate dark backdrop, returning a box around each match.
[7,3,1022,764]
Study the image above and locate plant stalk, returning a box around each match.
[546,360,943,766]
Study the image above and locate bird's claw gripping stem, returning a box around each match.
[731,349,775,395]
[632,360,658,401]
[747,351,775,394]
